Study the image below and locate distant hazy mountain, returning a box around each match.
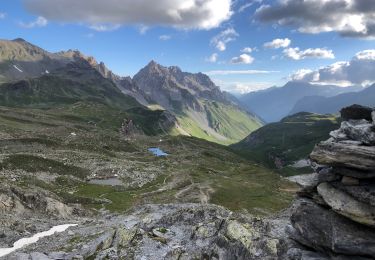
[239,81,362,122]
[0,38,262,144]
[290,84,375,114]
[132,61,263,144]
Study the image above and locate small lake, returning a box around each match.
[148,147,168,157]
[0,224,78,258]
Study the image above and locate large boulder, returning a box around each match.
[289,199,375,257]
[340,105,373,122]
[331,181,375,207]
[339,120,375,145]
[317,183,375,227]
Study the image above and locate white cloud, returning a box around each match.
[264,38,291,49]
[138,25,149,35]
[255,0,375,38]
[159,35,171,41]
[24,0,233,30]
[89,24,120,32]
[212,79,275,94]
[205,69,278,75]
[238,0,263,13]
[231,54,254,64]
[206,53,218,63]
[290,69,319,81]
[19,16,48,28]
[283,47,335,60]
[241,47,253,53]
[290,49,375,86]
[211,28,239,52]
[0,13,6,19]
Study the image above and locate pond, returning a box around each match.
[0,224,78,258]
[148,147,168,157]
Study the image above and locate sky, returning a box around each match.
[0,0,375,94]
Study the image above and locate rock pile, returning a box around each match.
[287,105,375,259]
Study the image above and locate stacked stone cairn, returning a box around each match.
[287,105,375,259]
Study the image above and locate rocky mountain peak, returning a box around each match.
[12,38,27,43]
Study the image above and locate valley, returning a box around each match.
[0,36,374,259]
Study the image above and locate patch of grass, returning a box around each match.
[231,112,340,172]
[0,154,90,179]
[176,100,262,145]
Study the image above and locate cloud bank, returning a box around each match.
[291,50,375,86]
[205,70,278,75]
[255,0,375,38]
[23,0,233,30]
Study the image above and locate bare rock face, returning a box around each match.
[9,204,293,260]
[289,105,375,259]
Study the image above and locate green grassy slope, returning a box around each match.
[231,112,340,175]
[0,105,296,216]
[177,100,263,145]
[0,66,139,109]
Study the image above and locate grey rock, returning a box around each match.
[317,171,340,183]
[317,182,375,226]
[289,199,375,257]
[333,167,375,179]
[340,104,373,122]
[286,247,329,260]
[47,252,67,259]
[310,140,375,172]
[287,173,319,191]
[30,252,51,260]
[331,181,375,207]
[340,120,375,145]
[330,129,348,141]
[9,253,31,260]
[372,111,375,124]
[341,176,360,186]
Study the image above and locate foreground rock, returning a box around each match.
[7,204,294,259]
[288,105,375,259]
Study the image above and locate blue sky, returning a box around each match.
[0,0,374,93]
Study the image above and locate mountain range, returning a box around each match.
[239,81,363,122]
[0,38,262,144]
[290,83,375,115]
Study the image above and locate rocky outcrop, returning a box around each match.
[288,105,375,259]
[8,204,294,259]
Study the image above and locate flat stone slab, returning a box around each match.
[318,182,375,227]
[310,141,375,172]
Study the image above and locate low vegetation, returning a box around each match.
[232,112,340,176]
[0,103,296,215]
